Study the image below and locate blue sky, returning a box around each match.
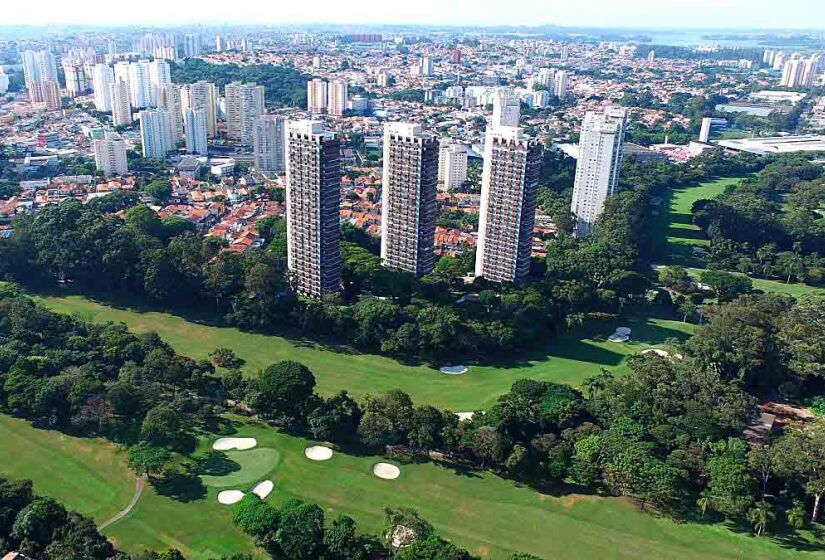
[2,0,824,29]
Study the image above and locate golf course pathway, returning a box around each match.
[99,474,146,530]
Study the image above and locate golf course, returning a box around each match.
[657,175,825,298]
[3,413,823,560]
[34,292,694,410]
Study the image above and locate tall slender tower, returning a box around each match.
[225,82,265,144]
[184,108,208,155]
[182,81,217,137]
[328,79,348,117]
[475,95,543,283]
[128,60,153,109]
[380,123,439,276]
[109,80,133,127]
[285,120,341,298]
[570,107,627,238]
[253,114,287,174]
[139,109,174,160]
[92,63,114,111]
[157,85,184,140]
[307,78,328,114]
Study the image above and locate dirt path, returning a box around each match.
[99,474,146,530]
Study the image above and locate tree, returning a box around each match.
[699,270,752,303]
[254,361,317,423]
[231,494,279,540]
[772,420,825,523]
[128,443,171,476]
[747,500,774,536]
[144,179,173,203]
[698,438,755,519]
[140,405,186,448]
[208,347,244,370]
[323,514,369,560]
[470,426,508,468]
[274,499,325,560]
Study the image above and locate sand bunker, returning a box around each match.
[642,348,670,358]
[608,334,629,343]
[373,463,401,480]
[305,445,334,461]
[213,437,257,451]
[440,365,468,375]
[251,480,274,499]
[217,490,245,505]
[456,412,475,421]
[615,327,631,336]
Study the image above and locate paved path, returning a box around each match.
[99,474,146,530]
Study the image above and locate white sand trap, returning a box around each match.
[642,348,670,358]
[615,327,631,336]
[373,463,401,480]
[440,365,468,375]
[217,490,245,505]
[608,334,629,343]
[456,412,475,421]
[305,445,334,461]
[251,480,274,499]
[213,437,257,451]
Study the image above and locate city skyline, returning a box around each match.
[2,0,825,30]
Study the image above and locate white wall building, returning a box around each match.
[570,107,627,237]
[139,108,174,160]
[184,108,208,155]
[224,82,265,144]
[109,80,133,127]
[328,79,348,117]
[92,132,128,177]
[307,78,328,114]
[252,114,287,174]
[439,143,468,189]
[92,63,114,111]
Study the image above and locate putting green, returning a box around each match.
[201,448,280,488]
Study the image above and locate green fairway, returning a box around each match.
[3,414,823,560]
[657,176,825,298]
[663,176,747,267]
[201,448,281,488]
[35,293,694,410]
[0,414,136,522]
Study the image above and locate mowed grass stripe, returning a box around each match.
[35,293,694,410]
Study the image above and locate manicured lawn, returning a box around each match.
[657,176,825,298]
[3,414,823,560]
[35,293,694,411]
[0,414,136,522]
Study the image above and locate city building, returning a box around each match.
[139,108,174,159]
[92,63,114,111]
[285,120,341,297]
[148,59,172,104]
[21,50,57,83]
[570,107,627,237]
[61,61,89,97]
[252,114,286,174]
[128,60,153,109]
[92,132,128,176]
[109,80,133,127]
[380,123,439,276]
[439,143,468,189]
[224,82,265,144]
[157,85,184,140]
[184,108,208,155]
[182,81,217,137]
[554,71,569,100]
[475,95,543,283]
[328,79,348,117]
[307,78,328,114]
[28,81,61,110]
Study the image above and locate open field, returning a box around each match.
[657,176,825,298]
[2,414,823,560]
[35,293,694,410]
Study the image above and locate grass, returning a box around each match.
[657,175,825,298]
[3,413,824,560]
[0,414,136,522]
[34,293,694,411]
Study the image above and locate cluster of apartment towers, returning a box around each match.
[279,97,626,298]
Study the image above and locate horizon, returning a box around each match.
[2,0,825,31]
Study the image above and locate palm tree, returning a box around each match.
[747,500,775,536]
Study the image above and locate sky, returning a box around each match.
[2,0,824,30]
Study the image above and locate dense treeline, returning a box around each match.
[693,158,825,284]
[169,59,309,108]
[0,173,652,362]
